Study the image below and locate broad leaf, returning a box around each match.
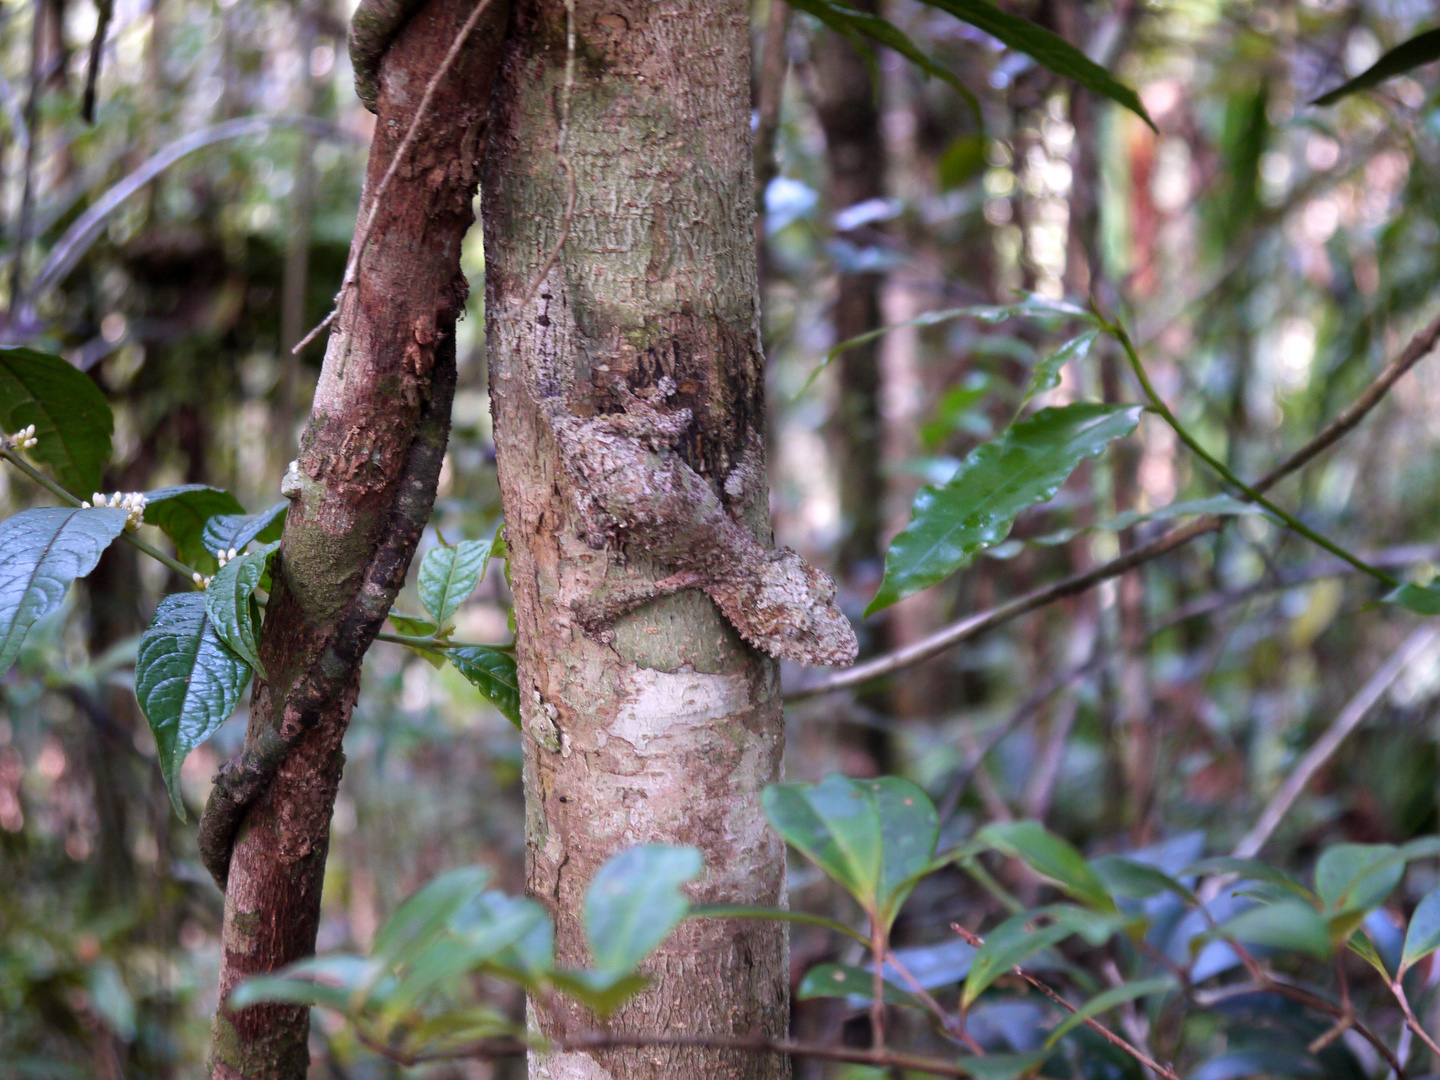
[1045,976,1175,1047]
[136,592,252,817]
[0,507,129,675]
[446,645,520,728]
[1313,28,1440,106]
[373,867,491,971]
[0,346,114,493]
[1184,857,1318,904]
[1090,855,1197,905]
[143,485,247,573]
[227,955,382,1014]
[1402,887,1440,973]
[762,775,938,926]
[797,963,924,1007]
[1315,843,1403,916]
[204,542,278,677]
[917,0,1155,129]
[1017,330,1099,413]
[869,404,1141,613]
[788,0,979,117]
[418,538,493,625]
[548,969,650,1017]
[586,845,702,973]
[390,612,445,668]
[201,501,288,558]
[979,820,1116,912]
[963,906,1122,1006]
[1386,582,1440,616]
[958,1052,1051,1080]
[1210,901,1331,960]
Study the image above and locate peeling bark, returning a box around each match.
[205,0,508,1075]
[482,2,790,1077]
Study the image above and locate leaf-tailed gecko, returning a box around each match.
[527,354,858,668]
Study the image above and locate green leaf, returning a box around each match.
[788,0,980,119]
[868,404,1141,613]
[372,867,491,971]
[958,1052,1050,1080]
[1045,976,1175,1047]
[1349,929,1393,980]
[136,592,253,818]
[585,845,703,973]
[204,542,278,678]
[1209,901,1331,961]
[1386,582,1440,616]
[200,501,288,558]
[0,346,114,494]
[1017,330,1099,413]
[228,956,381,1013]
[939,134,987,190]
[1089,855,1197,905]
[797,963,924,1007]
[389,613,441,638]
[687,904,870,946]
[762,775,938,926]
[916,0,1154,129]
[1183,856,1318,904]
[446,645,520,728]
[1313,28,1440,105]
[143,485,247,574]
[1402,888,1440,973]
[1315,843,1403,916]
[0,507,129,675]
[418,538,493,625]
[548,969,650,1017]
[963,906,1122,1007]
[979,821,1116,912]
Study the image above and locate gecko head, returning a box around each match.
[751,549,859,668]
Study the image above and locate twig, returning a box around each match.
[82,0,115,122]
[8,0,44,316]
[950,924,1181,1080]
[1231,625,1438,858]
[752,0,789,210]
[787,309,1440,700]
[1391,978,1440,1063]
[884,947,986,1053]
[292,0,500,355]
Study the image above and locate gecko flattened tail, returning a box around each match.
[710,548,858,668]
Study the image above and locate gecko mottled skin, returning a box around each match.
[530,360,857,669]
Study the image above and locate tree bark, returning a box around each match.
[205,1,507,1075]
[481,3,790,1078]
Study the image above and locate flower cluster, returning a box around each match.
[215,547,240,568]
[2,424,38,450]
[82,491,147,531]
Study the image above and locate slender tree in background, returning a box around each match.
[482,1,793,1076]
[205,0,506,1074]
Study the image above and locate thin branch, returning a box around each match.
[950,924,1181,1080]
[787,309,1440,700]
[8,0,45,316]
[752,0,789,210]
[1232,625,1438,858]
[292,0,501,354]
[1391,978,1440,1062]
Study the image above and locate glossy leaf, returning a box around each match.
[963,906,1122,1007]
[1210,901,1331,960]
[548,969,650,1017]
[979,820,1116,912]
[1313,28,1440,106]
[585,845,702,973]
[1401,887,1440,973]
[917,0,1155,129]
[373,867,491,970]
[143,485,247,573]
[0,346,114,493]
[787,0,979,115]
[228,955,383,1013]
[1017,329,1099,412]
[1386,582,1440,616]
[446,645,520,728]
[868,404,1141,613]
[201,501,288,558]
[1184,856,1317,903]
[418,538,493,625]
[1045,976,1175,1047]
[204,542,278,677]
[0,507,129,675]
[1349,929,1393,980]
[797,963,923,1007]
[1090,855,1197,905]
[959,1052,1051,1080]
[1316,843,1404,916]
[762,774,938,926]
[136,592,252,817]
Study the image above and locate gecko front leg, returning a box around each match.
[572,569,710,641]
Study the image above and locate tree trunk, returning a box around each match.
[481,3,791,1078]
[206,0,507,1075]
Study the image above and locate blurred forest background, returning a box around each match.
[4,0,1440,1074]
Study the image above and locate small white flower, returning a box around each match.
[80,500,91,509]
[228,548,237,560]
